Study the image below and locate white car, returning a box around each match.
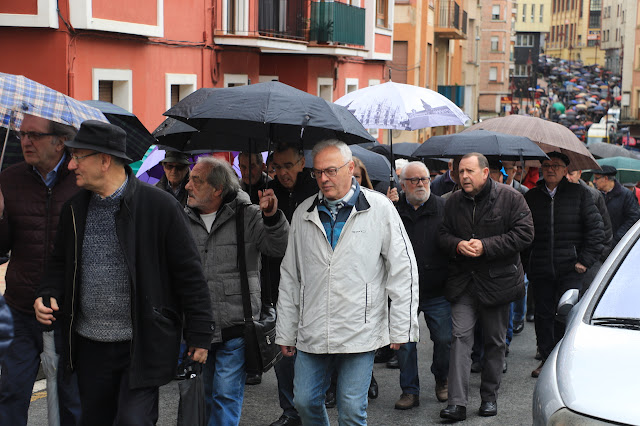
[533,220,640,425]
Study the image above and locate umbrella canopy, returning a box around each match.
[370,142,422,159]
[413,130,548,161]
[464,115,598,171]
[587,142,635,159]
[552,102,566,113]
[590,157,640,184]
[166,82,375,151]
[334,81,469,130]
[350,144,395,182]
[82,100,155,162]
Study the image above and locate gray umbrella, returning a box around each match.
[587,142,635,159]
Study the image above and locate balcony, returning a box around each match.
[309,1,366,46]
[435,0,467,40]
[258,0,307,40]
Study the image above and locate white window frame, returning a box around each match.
[92,68,133,112]
[491,36,499,51]
[317,77,334,102]
[69,0,164,37]
[345,78,359,95]
[0,0,58,28]
[489,67,498,81]
[492,5,501,20]
[165,74,197,111]
[221,0,249,35]
[223,74,249,87]
[259,75,279,83]
[522,3,526,22]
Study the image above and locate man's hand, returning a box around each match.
[575,262,587,274]
[468,239,484,256]
[457,239,483,257]
[258,189,277,217]
[386,187,399,203]
[34,296,59,325]
[280,345,296,357]
[390,343,405,350]
[188,347,208,364]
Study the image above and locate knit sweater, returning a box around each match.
[75,178,132,342]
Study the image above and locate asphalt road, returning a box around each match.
[27,318,540,425]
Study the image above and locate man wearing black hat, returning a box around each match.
[156,151,191,206]
[34,120,214,425]
[524,152,605,378]
[592,165,640,246]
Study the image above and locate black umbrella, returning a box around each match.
[164,88,218,120]
[165,82,375,151]
[413,130,548,161]
[82,100,155,162]
[370,142,421,159]
[303,144,397,184]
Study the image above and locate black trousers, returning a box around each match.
[531,270,584,360]
[75,335,159,426]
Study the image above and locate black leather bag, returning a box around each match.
[236,204,282,375]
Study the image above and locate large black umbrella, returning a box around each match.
[414,130,548,161]
[370,142,421,159]
[82,100,155,162]
[165,82,375,151]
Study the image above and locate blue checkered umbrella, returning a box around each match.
[0,72,107,130]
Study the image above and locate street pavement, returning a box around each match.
[27,316,540,425]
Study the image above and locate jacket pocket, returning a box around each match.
[488,264,517,278]
[365,282,374,323]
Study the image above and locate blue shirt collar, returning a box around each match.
[35,152,66,188]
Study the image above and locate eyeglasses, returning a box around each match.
[541,164,566,170]
[70,152,100,162]
[404,177,431,185]
[273,157,302,172]
[311,161,350,179]
[163,163,188,171]
[17,131,57,141]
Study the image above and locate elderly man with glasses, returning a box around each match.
[156,151,191,206]
[0,114,81,425]
[524,152,605,378]
[276,139,419,426]
[393,162,452,410]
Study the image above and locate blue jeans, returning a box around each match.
[202,337,246,426]
[397,296,451,395]
[512,277,528,324]
[274,351,298,419]
[0,307,81,426]
[294,350,374,426]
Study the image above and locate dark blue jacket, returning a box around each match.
[430,170,456,196]
[603,180,640,245]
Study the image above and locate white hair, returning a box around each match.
[311,139,352,164]
[400,161,430,180]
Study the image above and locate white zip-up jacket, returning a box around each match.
[275,188,419,354]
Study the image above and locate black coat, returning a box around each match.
[580,179,613,258]
[524,177,605,281]
[430,170,456,196]
[267,170,318,223]
[155,171,189,207]
[439,179,534,306]
[603,180,640,245]
[396,194,448,300]
[38,167,214,388]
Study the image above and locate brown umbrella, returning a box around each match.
[464,115,599,171]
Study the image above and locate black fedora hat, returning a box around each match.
[65,120,132,162]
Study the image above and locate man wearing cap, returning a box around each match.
[592,165,640,246]
[34,120,214,424]
[524,152,604,378]
[0,114,81,425]
[156,151,191,206]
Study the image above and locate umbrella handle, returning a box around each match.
[388,129,394,188]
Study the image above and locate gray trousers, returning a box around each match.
[448,292,510,406]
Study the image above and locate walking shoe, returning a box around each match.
[270,414,301,426]
[526,313,535,322]
[394,393,419,410]
[532,360,545,378]
[435,380,448,402]
[325,389,336,408]
[368,374,379,399]
[513,320,525,334]
[440,405,466,421]
[478,401,497,417]
[535,348,542,360]
[245,373,262,385]
[502,358,508,374]
[386,354,399,369]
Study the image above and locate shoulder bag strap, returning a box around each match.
[236,203,253,322]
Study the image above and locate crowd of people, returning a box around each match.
[1,107,639,426]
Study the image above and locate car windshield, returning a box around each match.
[593,236,640,320]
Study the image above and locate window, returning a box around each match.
[540,5,544,22]
[513,64,529,76]
[522,4,526,22]
[615,28,619,42]
[345,78,359,95]
[589,11,600,28]
[165,73,197,110]
[516,34,534,47]
[318,77,333,102]
[492,5,500,20]
[92,68,132,112]
[531,4,534,22]
[224,74,248,87]
[489,67,498,81]
[491,36,499,51]
[376,0,388,27]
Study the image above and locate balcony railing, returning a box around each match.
[258,0,307,40]
[435,0,466,39]
[309,1,366,46]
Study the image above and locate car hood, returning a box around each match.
[556,321,640,424]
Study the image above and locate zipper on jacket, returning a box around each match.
[69,206,78,371]
[550,197,556,278]
[43,187,53,275]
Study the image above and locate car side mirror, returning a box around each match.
[556,289,580,323]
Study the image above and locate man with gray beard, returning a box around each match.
[393,162,451,409]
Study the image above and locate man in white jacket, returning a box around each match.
[276,139,419,425]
